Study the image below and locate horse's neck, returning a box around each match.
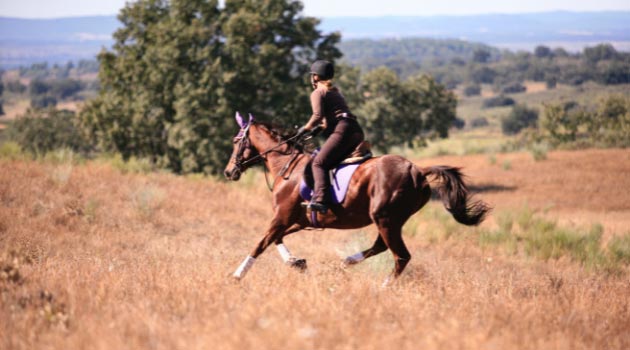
[251,125,302,178]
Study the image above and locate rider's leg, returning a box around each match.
[311,120,363,211]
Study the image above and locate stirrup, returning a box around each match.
[307,201,328,214]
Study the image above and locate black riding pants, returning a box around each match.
[312,118,364,203]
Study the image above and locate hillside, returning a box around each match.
[1,149,629,349]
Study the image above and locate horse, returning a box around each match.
[224,113,490,284]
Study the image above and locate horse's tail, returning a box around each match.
[421,166,490,226]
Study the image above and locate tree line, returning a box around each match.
[341,39,630,90]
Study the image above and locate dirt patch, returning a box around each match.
[524,81,547,93]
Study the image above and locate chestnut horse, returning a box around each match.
[224,114,489,284]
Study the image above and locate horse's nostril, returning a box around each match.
[224,170,231,178]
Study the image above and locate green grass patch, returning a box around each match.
[529,142,549,161]
[0,141,26,160]
[608,235,630,265]
[475,207,630,271]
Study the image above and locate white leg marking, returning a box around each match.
[276,243,293,263]
[382,275,393,288]
[233,255,256,279]
[344,252,365,265]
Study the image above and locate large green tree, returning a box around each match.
[353,67,457,153]
[80,0,340,174]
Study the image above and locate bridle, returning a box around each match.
[231,123,305,191]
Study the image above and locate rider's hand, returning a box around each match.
[296,125,308,138]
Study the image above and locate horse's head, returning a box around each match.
[224,112,260,181]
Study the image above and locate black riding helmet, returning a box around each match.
[310,60,334,80]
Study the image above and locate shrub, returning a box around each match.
[470,117,489,128]
[7,108,92,155]
[31,95,57,108]
[607,235,630,264]
[529,142,548,161]
[6,80,27,94]
[501,82,526,94]
[483,94,515,108]
[477,207,618,270]
[0,141,24,160]
[452,117,465,129]
[463,84,481,97]
[501,104,538,135]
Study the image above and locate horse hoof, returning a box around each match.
[288,258,307,271]
[343,257,359,266]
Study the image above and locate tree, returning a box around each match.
[472,49,491,63]
[356,67,457,152]
[470,66,497,84]
[50,79,83,99]
[80,0,340,174]
[583,44,618,64]
[534,45,552,58]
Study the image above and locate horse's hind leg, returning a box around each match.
[375,217,411,285]
[343,235,387,266]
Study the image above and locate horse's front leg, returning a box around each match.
[233,222,306,279]
[275,224,307,271]
[232,220,286,279]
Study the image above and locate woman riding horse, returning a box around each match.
[223,61,490,285]
[296,60,364,214]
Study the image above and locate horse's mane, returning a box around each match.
[252,120,313,153]
[253,120,295,142]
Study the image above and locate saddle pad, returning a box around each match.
[299,163,361,204]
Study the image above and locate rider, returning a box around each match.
[297,60,365,213]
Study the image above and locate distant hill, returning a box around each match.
[322,11,630,46]
[1,11,629,68]
[0,16,116,68]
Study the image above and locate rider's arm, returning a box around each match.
[304,89,325,130]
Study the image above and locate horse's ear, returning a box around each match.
[248,113,255,124]
[235,112,244,128]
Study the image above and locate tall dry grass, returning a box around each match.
[1,158,629,350]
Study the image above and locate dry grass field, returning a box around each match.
[1,149,629,350]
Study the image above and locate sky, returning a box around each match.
[1,0,630,18]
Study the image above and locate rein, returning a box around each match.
[234,125,308,192]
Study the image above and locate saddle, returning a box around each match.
[300,141,372,204]
[340,141,372,164]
